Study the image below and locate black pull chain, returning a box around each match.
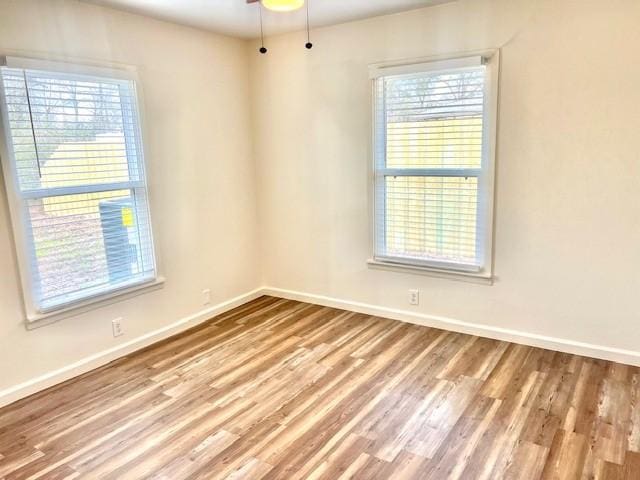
[259,3,267,54]
[305,0,313,49]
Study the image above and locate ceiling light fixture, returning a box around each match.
[261,0,304,12]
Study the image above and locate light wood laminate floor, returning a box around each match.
[1,296,639,479]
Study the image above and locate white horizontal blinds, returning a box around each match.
[0,66,156,311]
[2,69,142,191]
[374,62,487,271]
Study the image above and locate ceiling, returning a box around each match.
[82,0,451,39]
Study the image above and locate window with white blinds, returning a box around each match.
[371,56,497,274]
[0,58,157,317]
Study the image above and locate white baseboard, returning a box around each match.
[0,288,264,409]
[4,285,639,409]
[262,287,640,367]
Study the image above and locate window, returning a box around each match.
[370,54,498,275]
[0,57,158,320]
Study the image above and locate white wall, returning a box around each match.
[250,0,640,354]
[0,0,260,393]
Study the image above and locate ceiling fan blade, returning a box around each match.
[246,0,260,3]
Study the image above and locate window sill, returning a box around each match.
[25,276,166,329]
[366,259,493,285]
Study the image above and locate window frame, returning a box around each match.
[368,51,500,280]
[0,56,163,324]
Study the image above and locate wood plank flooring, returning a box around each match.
[1,296,639,479]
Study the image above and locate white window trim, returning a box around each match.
[0,56,164,324]
[368,50,500,281]
[24,277,166,329]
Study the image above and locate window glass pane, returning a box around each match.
[384,176,479,266]
[27,189,155,310]
[384,70,485,169]
[2,69,140,191]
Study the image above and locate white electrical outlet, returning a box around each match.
[112,317,124,337]
[202,289,212,305]
[408,289,420,306]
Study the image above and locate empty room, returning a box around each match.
[0,0,639,478]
